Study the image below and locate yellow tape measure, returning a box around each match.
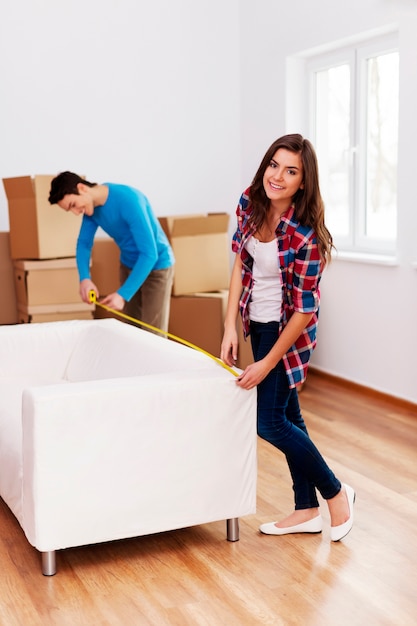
[89,290,239,377]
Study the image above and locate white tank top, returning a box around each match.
[244,236,282,322]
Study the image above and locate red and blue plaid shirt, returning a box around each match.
[232,188,323,388]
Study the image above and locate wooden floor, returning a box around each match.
[1,369,416,626]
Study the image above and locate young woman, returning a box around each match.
[220,134,355,540]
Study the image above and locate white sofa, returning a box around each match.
[0,318,257,575]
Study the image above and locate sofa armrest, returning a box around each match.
[21,371,257,552]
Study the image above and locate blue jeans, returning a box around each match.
[250,321,341,510]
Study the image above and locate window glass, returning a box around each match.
[308,35,399,255]
[365,51,399,241]
[315,64,351,239]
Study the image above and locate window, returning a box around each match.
[307,34,399,255]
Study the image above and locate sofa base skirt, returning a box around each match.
[41,517,240,576]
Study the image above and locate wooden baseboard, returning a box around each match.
[308,366,417,413]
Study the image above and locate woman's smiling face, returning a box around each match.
[262,148,304,210]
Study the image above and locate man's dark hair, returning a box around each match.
[48,171,96,204]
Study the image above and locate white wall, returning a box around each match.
[0,0,241,227]
[239,0,417,404]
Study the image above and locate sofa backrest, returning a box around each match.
[64,318,216,382]
[0,320,87,380]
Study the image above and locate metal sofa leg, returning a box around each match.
[41,550,57,576]
[227,517,239,541]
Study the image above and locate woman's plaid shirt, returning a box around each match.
[232,188,323,388]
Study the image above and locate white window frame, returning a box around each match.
[306,32,399,256]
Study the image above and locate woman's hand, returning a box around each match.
[220,327,239,367]
[236,358,273,390]
[220,255,242,367]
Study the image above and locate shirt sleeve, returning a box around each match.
[117,195,159,301]
[291,236,321,313]
[76,217,99,282]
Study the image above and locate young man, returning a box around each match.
[48,171,175,333]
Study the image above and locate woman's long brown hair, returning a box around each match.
[248,134,335,264]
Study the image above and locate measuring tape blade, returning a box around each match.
[88,290,239,377]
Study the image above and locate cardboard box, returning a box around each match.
[3,175,81,259]
[159,213,230,295]
[17,302,93,324]
[18,311,93,323]
[169,291,228,357]
[91,237,120,296]
[13,257,83,307]
[168,290,253,370]
[93,304,120,321]
[0,232,18,324]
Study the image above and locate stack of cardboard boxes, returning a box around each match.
[159,213,232,360]
[2,175,93,323]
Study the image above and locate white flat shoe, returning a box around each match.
[259,515,323,535]
[331,483,356,542]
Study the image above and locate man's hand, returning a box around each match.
[100,292,126,311]
[80,279,99,304]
